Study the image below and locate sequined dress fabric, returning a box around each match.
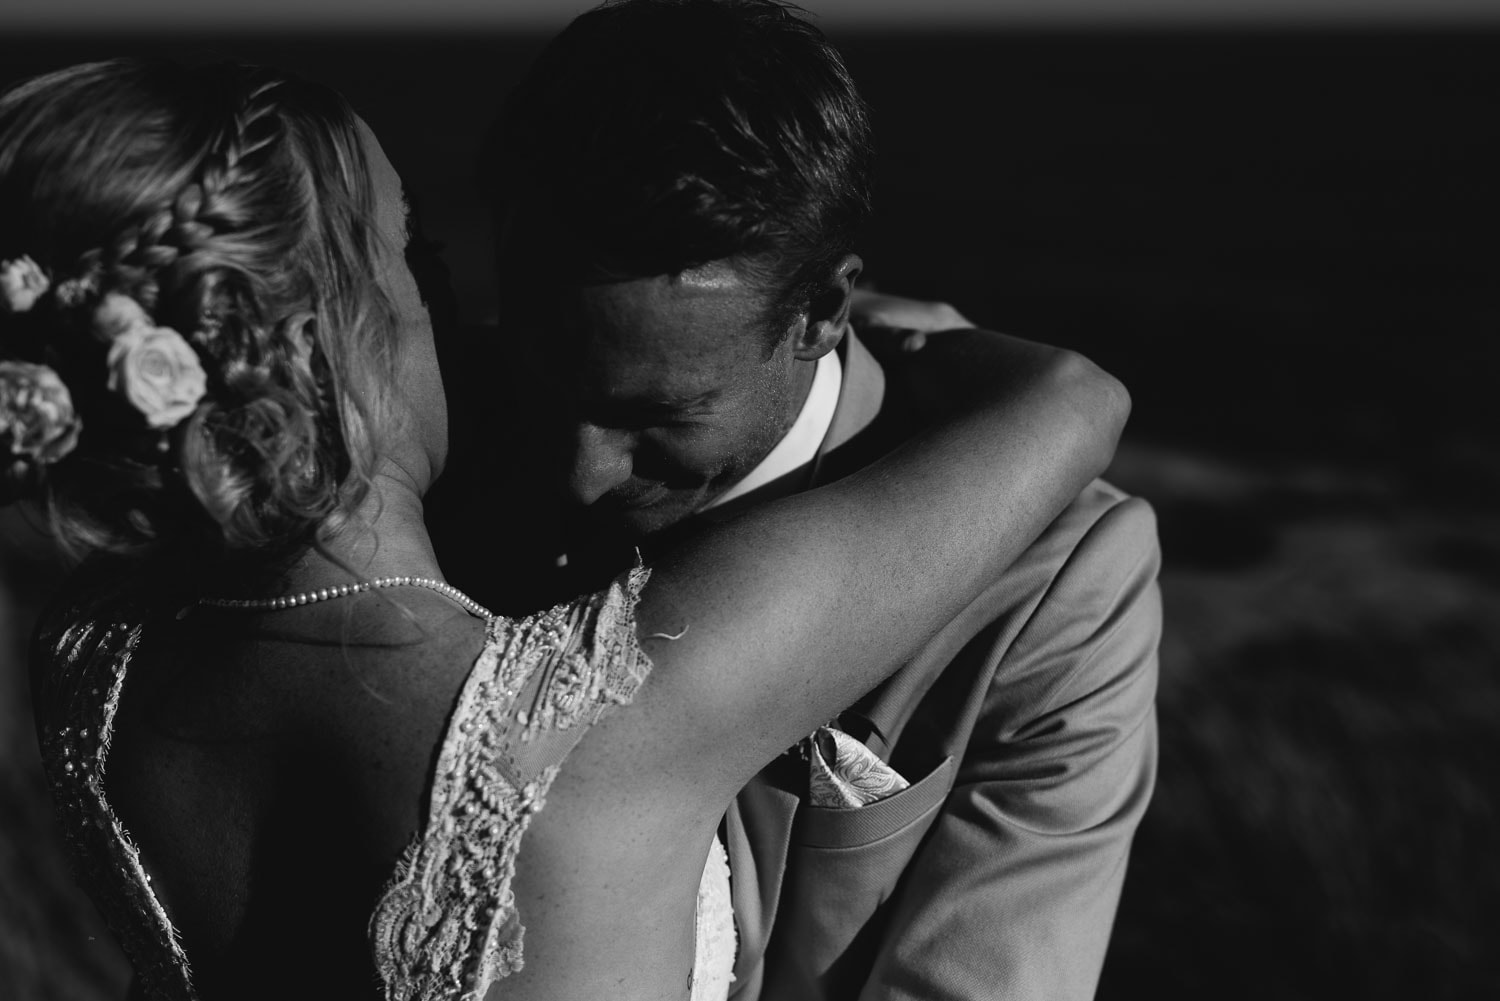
[33,566,737,1001]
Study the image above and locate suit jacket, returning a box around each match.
[715,332,1163,1001]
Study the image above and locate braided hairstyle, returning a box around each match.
[0,59,399,562]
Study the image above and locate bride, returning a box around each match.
[3,59,1127,1000]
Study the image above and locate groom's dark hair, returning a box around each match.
[484,0,873,331]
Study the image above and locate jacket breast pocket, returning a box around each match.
[792,753,956,851]
[762,755,958,998]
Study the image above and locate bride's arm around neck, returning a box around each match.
[588,330,1128,820]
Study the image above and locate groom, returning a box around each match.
[431,1,1162,998]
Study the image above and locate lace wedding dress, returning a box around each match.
[33,566,736,1000]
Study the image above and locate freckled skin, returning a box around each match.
[513,266,817,540]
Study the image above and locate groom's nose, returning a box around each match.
[566,422,635,506]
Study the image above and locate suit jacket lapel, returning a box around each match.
[806,333,950,756]
[726,768,801,991]
[721,333,885,989]
[810,330,885,481]
[728,332,956,986]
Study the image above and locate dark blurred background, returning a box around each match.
[2,2,1498,998]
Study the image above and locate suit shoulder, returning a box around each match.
[1008,480,1162,717]
[975,477,1160,659]
[1050,478,1159,568]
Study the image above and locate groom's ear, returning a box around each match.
[792,253,862,361]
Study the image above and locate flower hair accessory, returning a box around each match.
[0,256,209,480]
[0,256,50,313]
[93,291,152,342]
[96,293,207,429]
[0,360,82,466]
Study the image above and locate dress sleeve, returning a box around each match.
[369,564,653,1001]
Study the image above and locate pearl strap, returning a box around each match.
[197,576,495,620]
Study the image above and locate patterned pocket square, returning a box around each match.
[807,725,910,808]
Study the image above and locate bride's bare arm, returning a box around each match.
[625,330,1128,798]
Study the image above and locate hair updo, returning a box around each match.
[0,58,400,563]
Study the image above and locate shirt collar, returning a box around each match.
[700,348,843,511]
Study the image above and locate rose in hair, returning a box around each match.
[92,292,154,342]
[106,325,207,429]
[0,256,49,313]
[0,361,82,464]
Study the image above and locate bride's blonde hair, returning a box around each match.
[0,58,400,561]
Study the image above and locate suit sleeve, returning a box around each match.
[859,495,1162,1001]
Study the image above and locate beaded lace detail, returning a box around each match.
[369,564,653,1000]
[34,598,195,1000]
[33,564,722,1001]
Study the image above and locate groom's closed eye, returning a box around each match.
[587,395,719,431]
